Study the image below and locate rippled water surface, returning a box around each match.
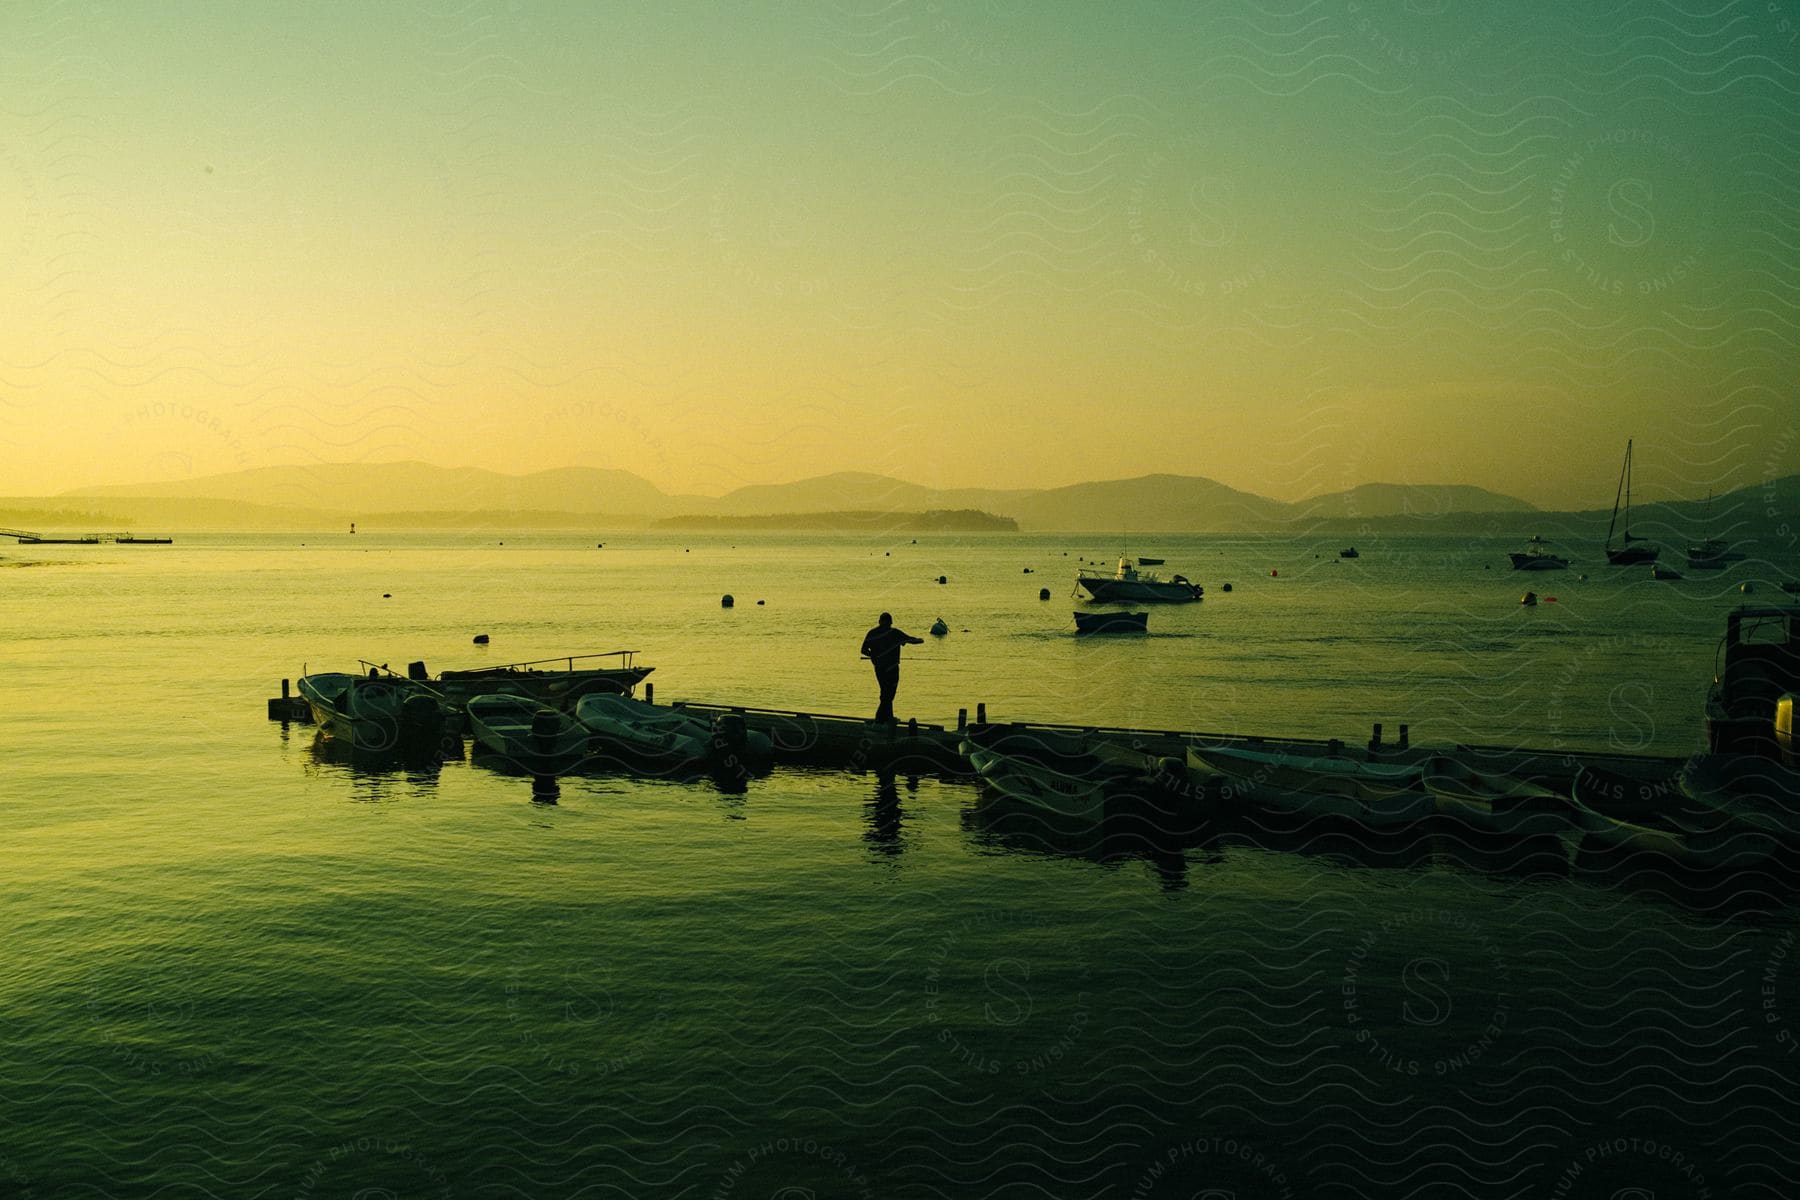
[1,532,1795,1198]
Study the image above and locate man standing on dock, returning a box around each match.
[860,612,923,723]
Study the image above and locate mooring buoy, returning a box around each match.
[721,594,734,608]
[473,633,490,644]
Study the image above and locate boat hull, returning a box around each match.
[1605,546,1658,565]
[436,666,652,708]
[467,695,593,775]
[297,673,450,755]
[1508,553,1568,571]
[1077,577,1200,603]
[1186,746,1433,828]
[1073,610,1148,634]
[574,695,771,775]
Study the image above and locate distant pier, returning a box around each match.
[5,527,172,544]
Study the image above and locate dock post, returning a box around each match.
[644,682,654,705]
[281,678,290,699]
[1398,723,1409,749]
[976,702,986,725]
[907,717,918,740]
[957,708,967,732]
[1369,722,1383,752]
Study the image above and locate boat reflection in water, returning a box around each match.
[305,728,460,794]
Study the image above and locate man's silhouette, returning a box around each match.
[859,612,923,723]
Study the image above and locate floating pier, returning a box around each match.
[266,678,1681,786]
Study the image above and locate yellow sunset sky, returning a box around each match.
[3,2,1797,508]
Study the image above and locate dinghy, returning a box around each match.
[297,672,450,756]
[1185,745,1433,828]
[574,694,771,774]
[467,695,591,775]
[1420,756,1573,838]
[1679,754,1800,844]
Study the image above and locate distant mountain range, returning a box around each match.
[14,463,1794,542]
[53,463,1540,532]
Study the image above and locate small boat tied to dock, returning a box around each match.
[264,602,1800,896]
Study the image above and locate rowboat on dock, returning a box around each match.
[297,671,452,755]
[1186,744,1433,828]
[574,693,771,775]
[961,725,1194,824]
[1420,756,1573,839]
[467,695,592,775]
[1679,754,1800,844]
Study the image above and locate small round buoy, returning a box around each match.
[1039,587,1051,600]
[1222,582,1233,592]
[1521,592,1537,606]
[1022,567,1032,574]
[756,599,765,605]
[1270,569,1278,577]
[597,542,603,548]
[1544,596,1558,603]
[473,633,490,645]
[1741,581,1754,594]
[721,594,734,608]
[1577,573,1587,581]
[930,618,948,636]
[936,575,947,585]
[884,551,890,556]
[383,593,391,598]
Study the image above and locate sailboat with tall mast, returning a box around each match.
[1604,438,1659,565]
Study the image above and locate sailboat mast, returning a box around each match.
[1607,439,1628,547]
[1622,437,1633,537]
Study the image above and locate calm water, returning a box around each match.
[2,532,1795,1198]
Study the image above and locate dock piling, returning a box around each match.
[976,702,987,725]
[957,708,967,732]
[645,682,654,705]
[1369,722,1383,752]
[1399,723,1409,749]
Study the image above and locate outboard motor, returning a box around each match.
[712,711,748,761]
[530,708,560,747]
[399,692,446,751]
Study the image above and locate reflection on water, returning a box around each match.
[303,728,456,797]
[862,770,911,860]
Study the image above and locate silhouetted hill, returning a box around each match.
[1007,474,1292,532]
[707,472,1030,517]
[46,462,1800,539]
[1290,483,1537,521]
[70,462,684,517]
[654,510,1017,532]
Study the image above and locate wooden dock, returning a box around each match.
[267,678,1684,786]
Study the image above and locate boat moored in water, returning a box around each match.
[1509,536,1569,571]
[574,693,771,774]
[1073,610,1148,635]
[1076,557,1202,603]
[297,671,452,755]
[467,695,592,775]
[1186,745,1433,828]
[426,651,652,708]
[1603,439,1659,565]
